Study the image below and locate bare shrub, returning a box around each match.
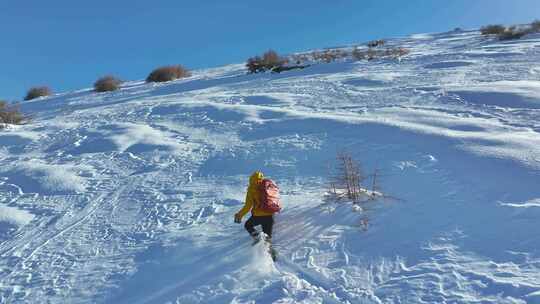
[328,151,365,203]
[530,20,540,32]
[480,24,506,35]
[146,65,191,82]
[352,48,366,60]
[0,100,30,126]
[311,51,327,62]
[385,47,410,58]
[310,51,323,62]
[246,56,264,73]
[94,75,122,92]
[262,50,286,68]
[246,50,287,73]
[481,21,539,41]
[367,39,385,48]
[291,53,309,65]
[24,86,51,101]
[309,49,347,63]
[291,49,351,65]
[498,26,528,41]
[324,152,396,232]
[352,47,409,61]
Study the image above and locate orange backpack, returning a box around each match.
[258,179,282,213]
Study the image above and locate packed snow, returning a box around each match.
[1,29,540,303]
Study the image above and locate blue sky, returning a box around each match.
[1,0,539,100]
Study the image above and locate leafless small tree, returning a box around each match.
[371,167,381,193]
[329,151,364,203]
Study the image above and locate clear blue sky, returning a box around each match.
[1,0,539,101]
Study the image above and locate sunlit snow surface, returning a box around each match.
[1,30,540,303]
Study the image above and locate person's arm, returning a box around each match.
[235,187,253,222]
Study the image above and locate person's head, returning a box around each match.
[249,171,264,186]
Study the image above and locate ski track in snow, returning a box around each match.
[1,30,540,303]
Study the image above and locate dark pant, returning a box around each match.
[244,215,274,238]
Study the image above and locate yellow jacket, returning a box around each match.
[236,171,274,219]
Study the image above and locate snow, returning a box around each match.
[500,198,540,209]
[106,123,191,153]
[246,240,278,277]
[4,160,90,194]
[0,205,34,227]
[1,29,540,303]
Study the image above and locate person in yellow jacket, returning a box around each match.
[234,171,275,240]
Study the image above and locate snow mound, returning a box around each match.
[4,160,90,194]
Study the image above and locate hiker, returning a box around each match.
[234,171,280,242]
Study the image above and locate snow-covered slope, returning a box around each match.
[1,29,540,303]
